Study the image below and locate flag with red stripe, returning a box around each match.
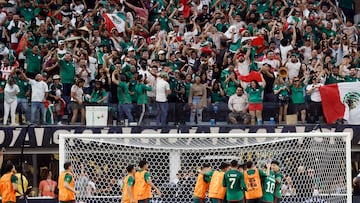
[102,13,126,34]
[319,82,360,124]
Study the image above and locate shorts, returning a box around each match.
[293,103,306,112]
[71,101,84,110]
[248,103,263,111]
[210,198,225,203]
[278,95,290,106]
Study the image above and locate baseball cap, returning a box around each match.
[58,40,65,45]
[160,72,169,78]
[53,74,61,80]
[158,50,166,55]
[128,47,135,52]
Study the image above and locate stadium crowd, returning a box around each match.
[0,0,357,126]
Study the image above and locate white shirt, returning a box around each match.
[29,79,48,102]
[228,93,248,112]
[237,60,250,76]
[155,78,170,102]
[306,83,323,102]
[4,84,19,103]
[71,84,84,102]
[286,61,301,80]
[280,44,293,64]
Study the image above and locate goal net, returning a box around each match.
[59,132,351,203]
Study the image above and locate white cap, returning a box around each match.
[158,50,166,55]
[128,47,135,52]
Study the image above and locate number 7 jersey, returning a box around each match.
[222,169,247,201]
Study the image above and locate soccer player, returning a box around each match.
[223,160,247,203]
[58,161,78,203]
[0,161,24,203]
[244,161,270,203]
[208,162,230,203]
[134,160,161,203]
[122,165,136,203]
[260,163,275,203]
[193,163,212,203]
[271,160,283,203]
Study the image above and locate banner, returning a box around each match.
[0,125,359,148]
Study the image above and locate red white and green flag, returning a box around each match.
[319,82,360,124]
[102,13,126,33]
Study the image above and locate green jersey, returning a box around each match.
[25,48,42,74]
[245,86,264,103]
[262,171,276,202]
[59,59,75,84]
[222,169,246,201]
[117,81,132,104]
[135,83,152,105]
[274,172,283,198]
[290,83,305,104]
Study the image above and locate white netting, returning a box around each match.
[60,133,350,203]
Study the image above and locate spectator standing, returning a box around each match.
[228,87,251,124]
[48,75,64,125]
[156,73,171,126]
[289,77,307,124]
[23,40,42,78]
[70,78,85,125]
[112,69,134,125]
[244,78,266,125]
[273,76,290,123]
[188,76,207,125]
[306,77,324,123]
[21,73,48,125]
[14,70,31,124]
[3,77,19,125]
[59,53,76,97]
[135,75,152,125]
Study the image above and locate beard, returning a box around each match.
[239,59,245,63]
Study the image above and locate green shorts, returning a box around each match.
[210,198,225,203]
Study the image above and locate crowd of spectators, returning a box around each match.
[0,0,358,126]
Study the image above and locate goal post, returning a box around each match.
[59,132,352,203]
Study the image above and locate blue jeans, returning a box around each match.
[117,103,133,122]
[17,98,30,123]
[31,102,46,124]
[156,102,168,126]
[190,96,203,124]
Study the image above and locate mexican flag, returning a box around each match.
[102,13,126,33]
[283,15,300,30]
[240,36,267,54]
[319,82,360,124]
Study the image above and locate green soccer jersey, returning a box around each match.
[273,84,289,97]
[135,83,152,105]
[274,172,283,198]
[222,169,246,201]
[15,77,31,99]
[25,48,42,74]
[117,81,132,104]
[59,59,75,84]
[262,171,276,202]
[245,86,264,103]
[289,84,305,104]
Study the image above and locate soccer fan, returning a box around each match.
[208,162,230,203]
[122,165,136,203]
[58,161,78,203]
[134,160,161,203]
[223,160,247,203]
[244,161,270,203]
[0,161,24,203]
[271,160,283,203]
[193,163,212,203]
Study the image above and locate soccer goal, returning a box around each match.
[59,132,352,203]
